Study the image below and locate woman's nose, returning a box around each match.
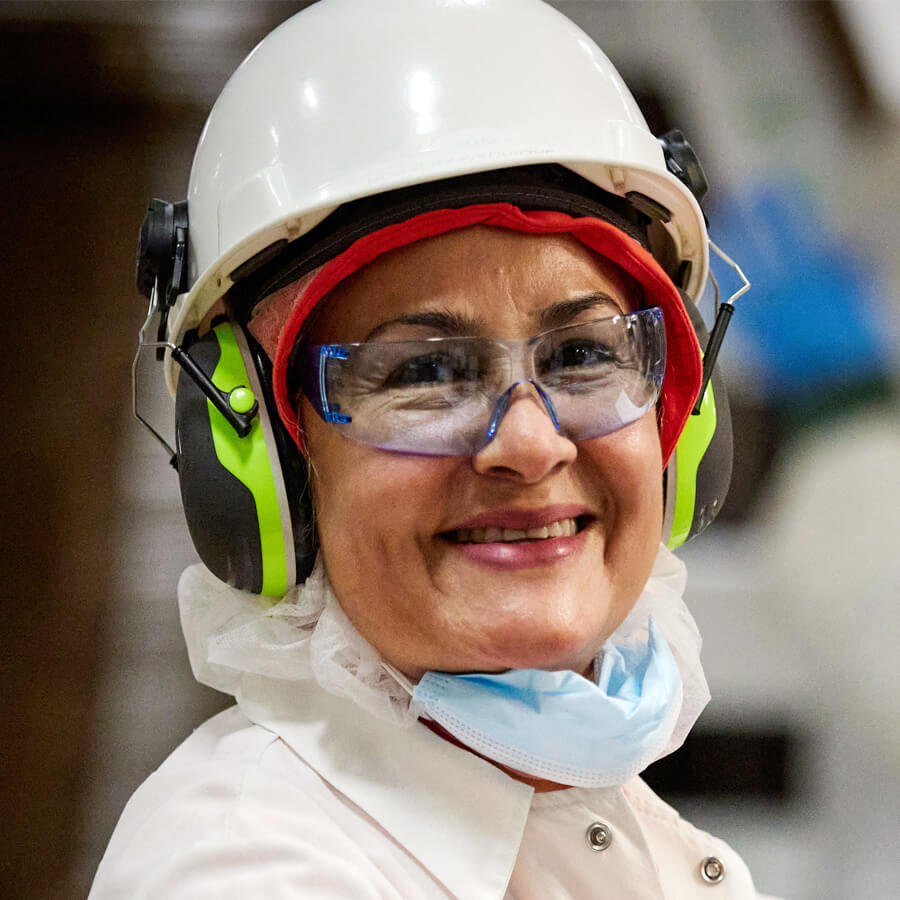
[472,384,577,482]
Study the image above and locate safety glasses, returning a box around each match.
[298,307,665,455]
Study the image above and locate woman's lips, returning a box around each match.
[444,504,592,533]
[450,529,588,569]
[450,516,579,543]
[439,507,593,570]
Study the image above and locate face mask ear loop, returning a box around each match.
[381,660,418,698]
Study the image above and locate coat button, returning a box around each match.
[585,822,612,851]
[699,856,726,884]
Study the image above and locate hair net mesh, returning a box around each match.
[179,543,709,765]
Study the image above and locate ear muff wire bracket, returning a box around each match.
[692,240,750,415]
[133,286,260,464]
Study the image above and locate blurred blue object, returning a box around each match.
[707,180,892,400]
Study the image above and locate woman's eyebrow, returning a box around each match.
[365,309,482,340]
[364,294,621,340]
[537,293,624,330]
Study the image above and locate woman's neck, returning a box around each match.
[420,718,571,793]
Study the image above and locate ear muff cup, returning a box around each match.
[664,297,733,549]
[174,320,316,596]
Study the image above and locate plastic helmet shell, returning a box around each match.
[167,0,708,390]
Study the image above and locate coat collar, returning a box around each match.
[237,673,534,900]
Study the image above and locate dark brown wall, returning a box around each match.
[0,7,319,894]
[1,19,198,900]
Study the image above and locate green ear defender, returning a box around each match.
[174,320,316,596]
[664,297,733,550]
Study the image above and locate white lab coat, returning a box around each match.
[89,672,777,899]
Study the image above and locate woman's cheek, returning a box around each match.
[314,441,440,571]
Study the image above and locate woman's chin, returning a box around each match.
[412,568,624,675]
[459,620,605,675]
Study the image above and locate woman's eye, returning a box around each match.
[544,340,615,372]
[384,353,474,387]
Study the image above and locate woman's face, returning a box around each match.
[301,226,663,679]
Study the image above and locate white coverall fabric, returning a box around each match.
[89,683,770,899]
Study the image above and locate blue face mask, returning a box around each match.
[410,618,682,788]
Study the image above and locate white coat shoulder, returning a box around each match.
[88,707,447,899]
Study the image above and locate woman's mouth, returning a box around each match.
[447,516,586,544]
[438,507,594,568]
[441,512,592,570]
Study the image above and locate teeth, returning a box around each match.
[457,517,580,544]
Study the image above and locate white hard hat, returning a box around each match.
[164,0,709,392]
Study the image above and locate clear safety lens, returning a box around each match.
[300,307,665,455]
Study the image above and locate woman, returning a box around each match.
[93,1,770,897]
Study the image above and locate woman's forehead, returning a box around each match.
[302,226,641,343]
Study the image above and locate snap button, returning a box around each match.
[700,856,726,884]
[585,822,612,851]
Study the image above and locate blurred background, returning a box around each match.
[2,2,898,898]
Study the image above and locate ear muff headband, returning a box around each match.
[175,321,305,596]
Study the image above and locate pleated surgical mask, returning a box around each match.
[401,618,683,788]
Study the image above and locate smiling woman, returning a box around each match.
[297,228,663,681]
[90,1,769,898]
